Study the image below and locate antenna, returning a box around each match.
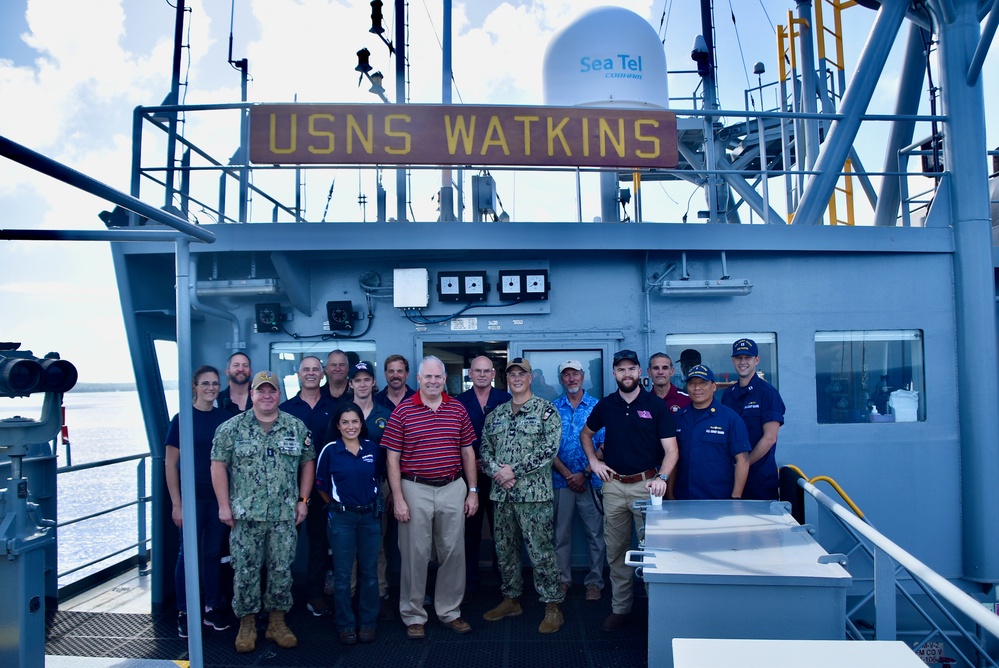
[227,0,248,76]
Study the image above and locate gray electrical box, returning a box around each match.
[472,174,496,221]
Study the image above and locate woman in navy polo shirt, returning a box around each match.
[164,365,230,637]
[315,402,382,645]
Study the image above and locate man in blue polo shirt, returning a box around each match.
[673,365,751,501]
[279,356,337,617]
[722,338,786,500]
[581,349,677,633]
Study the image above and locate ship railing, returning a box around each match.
[131,100,949,227]
[792,471,999,666]
[54,452,151,600]
[135,104,301,224]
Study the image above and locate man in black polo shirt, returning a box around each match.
[581,349,677,633]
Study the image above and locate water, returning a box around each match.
[1,390,176,586]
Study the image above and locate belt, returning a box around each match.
[401,471,462,487]
[330,502,376,514]
[610,468,658,484]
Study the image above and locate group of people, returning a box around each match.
[164,338,784,652]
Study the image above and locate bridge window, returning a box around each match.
[270,342,377,396]
[815,330,924,424]
[517,348,606,400]
[662,333,779,402]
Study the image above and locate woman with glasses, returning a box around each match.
[164,365,232,638]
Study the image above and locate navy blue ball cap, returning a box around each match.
[686,364,715,382]
[732,338,759,357]
[349,361,376,380]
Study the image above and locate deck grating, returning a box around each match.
[46,578,649,667]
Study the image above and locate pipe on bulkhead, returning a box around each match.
[189,257,243,350]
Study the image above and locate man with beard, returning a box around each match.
[374,354,416,411]
[455,355,510,601]
[648,352,691,415]
[280,356,337,617]
[321,350,354,404]
[211,371,315,653]
[581,350,678,633]
[218,352,253,415]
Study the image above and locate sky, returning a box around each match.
[1,0,997,385]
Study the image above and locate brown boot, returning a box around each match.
[538,602,564,634]
[234,614,257,653]
[483,597,522,621]
[265,609,298,649]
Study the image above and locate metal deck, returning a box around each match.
[46,575,649,667]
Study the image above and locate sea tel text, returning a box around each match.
[249,103,678,168]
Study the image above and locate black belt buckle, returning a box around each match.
[332,502,374,514]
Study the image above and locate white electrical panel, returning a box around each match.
[394,268,430,308]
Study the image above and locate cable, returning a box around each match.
[727,0,756,111]
[682,184,700,223]
[404,303,476,325]
[279,308,373,341]
[418,0,463,103]
[403,298,526,325]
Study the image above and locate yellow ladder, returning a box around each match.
[814,0,856,103]
[828,157,856,225]
[777,2,859,225]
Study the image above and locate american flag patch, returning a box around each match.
[638,410,652,419]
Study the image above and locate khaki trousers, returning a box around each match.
[397,477,467,625]
[601,479,647,614]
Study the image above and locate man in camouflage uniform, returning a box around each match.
[480,357,565,634]
[211,371,316,654]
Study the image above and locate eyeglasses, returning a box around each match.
[613,350,638,363]
[197,381,220,387]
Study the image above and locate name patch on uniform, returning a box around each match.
[638,410,652,419]
[743,401,761,411]
[278,439,301,455]
[706,426,727,436]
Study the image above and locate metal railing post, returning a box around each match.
[874,545,897,640]
[137,458,148,571]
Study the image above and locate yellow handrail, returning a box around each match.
[784,464,865,518]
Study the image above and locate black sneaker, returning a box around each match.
[203,607,231,631]
[177,612,188,638]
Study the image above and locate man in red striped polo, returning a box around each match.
[382,355,479,640]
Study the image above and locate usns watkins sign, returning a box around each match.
[250,103,677,169]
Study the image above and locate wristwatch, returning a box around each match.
[468,487,479,493]
[657,473,668,483]
[298,496,309,505]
